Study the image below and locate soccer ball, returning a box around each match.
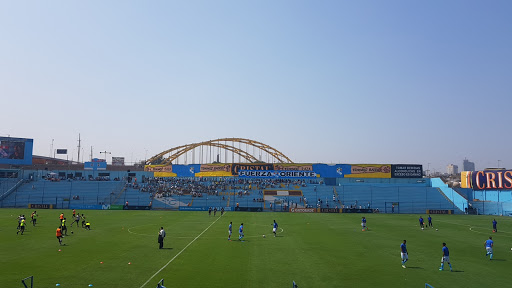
[262,235,265,238]
[421,228,424,230]
[71,231,73,234]
[436,229,438,231]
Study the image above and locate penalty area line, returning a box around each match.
[139,214,224,288]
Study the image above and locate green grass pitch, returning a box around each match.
[1,209,511,287]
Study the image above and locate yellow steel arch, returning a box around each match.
[147,138,293,165]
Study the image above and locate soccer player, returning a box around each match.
[273,220,278,237]
[59,213,64,226]
[61,218,68,235]
[428,215,433,228]
[228,222,232,241]
[85,221,91,230]
[485,236,493,260]
[239,223,244,241]
[419,216,425,229]
[208,207,212,216]
[214,207,217,216]
[71,214,80,228]
[400,240,408,268]
[30,211,37,225]
[72,209,76,218]
[439,243,452,271]
[221,207,225,216]
[81,214,86,228]
[56,227,63,245]
[17,217,26,235]
[492,219,497,232]
[361,217,367,231]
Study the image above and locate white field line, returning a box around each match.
[139,214,223,288]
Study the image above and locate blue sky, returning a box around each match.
[1,1,511,172]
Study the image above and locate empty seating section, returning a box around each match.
[2,179,123,208]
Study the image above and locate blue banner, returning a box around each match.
[239,170,317,178]
[179,206,233,211]
[69,204,110,210]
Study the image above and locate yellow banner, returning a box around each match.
[274,164,313,171]
[144,165,173,172]
[154,172,177,177]
[344,164,392,178]
[460,171,472,188]
[200,164,232,173]
[195,171,233,177]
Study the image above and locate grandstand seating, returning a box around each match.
[1,179,124,208]
[0,172,465,214]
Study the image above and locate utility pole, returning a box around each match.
[77,134,81,163]
[100,151,111,163]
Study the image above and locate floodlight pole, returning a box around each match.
[100,151,111,163]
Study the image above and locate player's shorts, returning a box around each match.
[239,232,244,237]
[273,228,277,233]
[486,247,493,254]
[441,256,450,263]
[229,230,232,235]
[401,252,408,261]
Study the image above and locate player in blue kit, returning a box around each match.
[228,222,232,241]
[439,243,452,271]
[485,236,493,260]
[400,240,408,268]
[428,215,433,228]
[419,216,425,229]
[239,223,244,241]
[492,219,497,232]
[361,217,367,231]
[272,220,278,237]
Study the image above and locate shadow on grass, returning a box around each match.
[406,267,423,269]
[451,270,464,273]
[491,259,506,261]
[159,247,173,250]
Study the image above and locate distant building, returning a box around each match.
[463,158,475,171]
[447,164,458,175]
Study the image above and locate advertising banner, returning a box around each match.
[320,208,340,213]
[123,205,151,210]
[112,157,125,166]
[470,170,512,190]
[69,204,104,210]
[0,137,33,165]
[239,170,317,178]
[29,204,53,209]
[196,164,233,177]
[145,165,173,172]
[344,164,391,178]
[391,165,423,178]
[273,164,313,171]
[231,163,274,175]
[200,164,232,172]
[56,149,67,154]
[109,205,124,210]
[461,171,472,189]
[289,207,316,213]
[342,208,373,213]
[235,207,263,212]
[426,209,454,214]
